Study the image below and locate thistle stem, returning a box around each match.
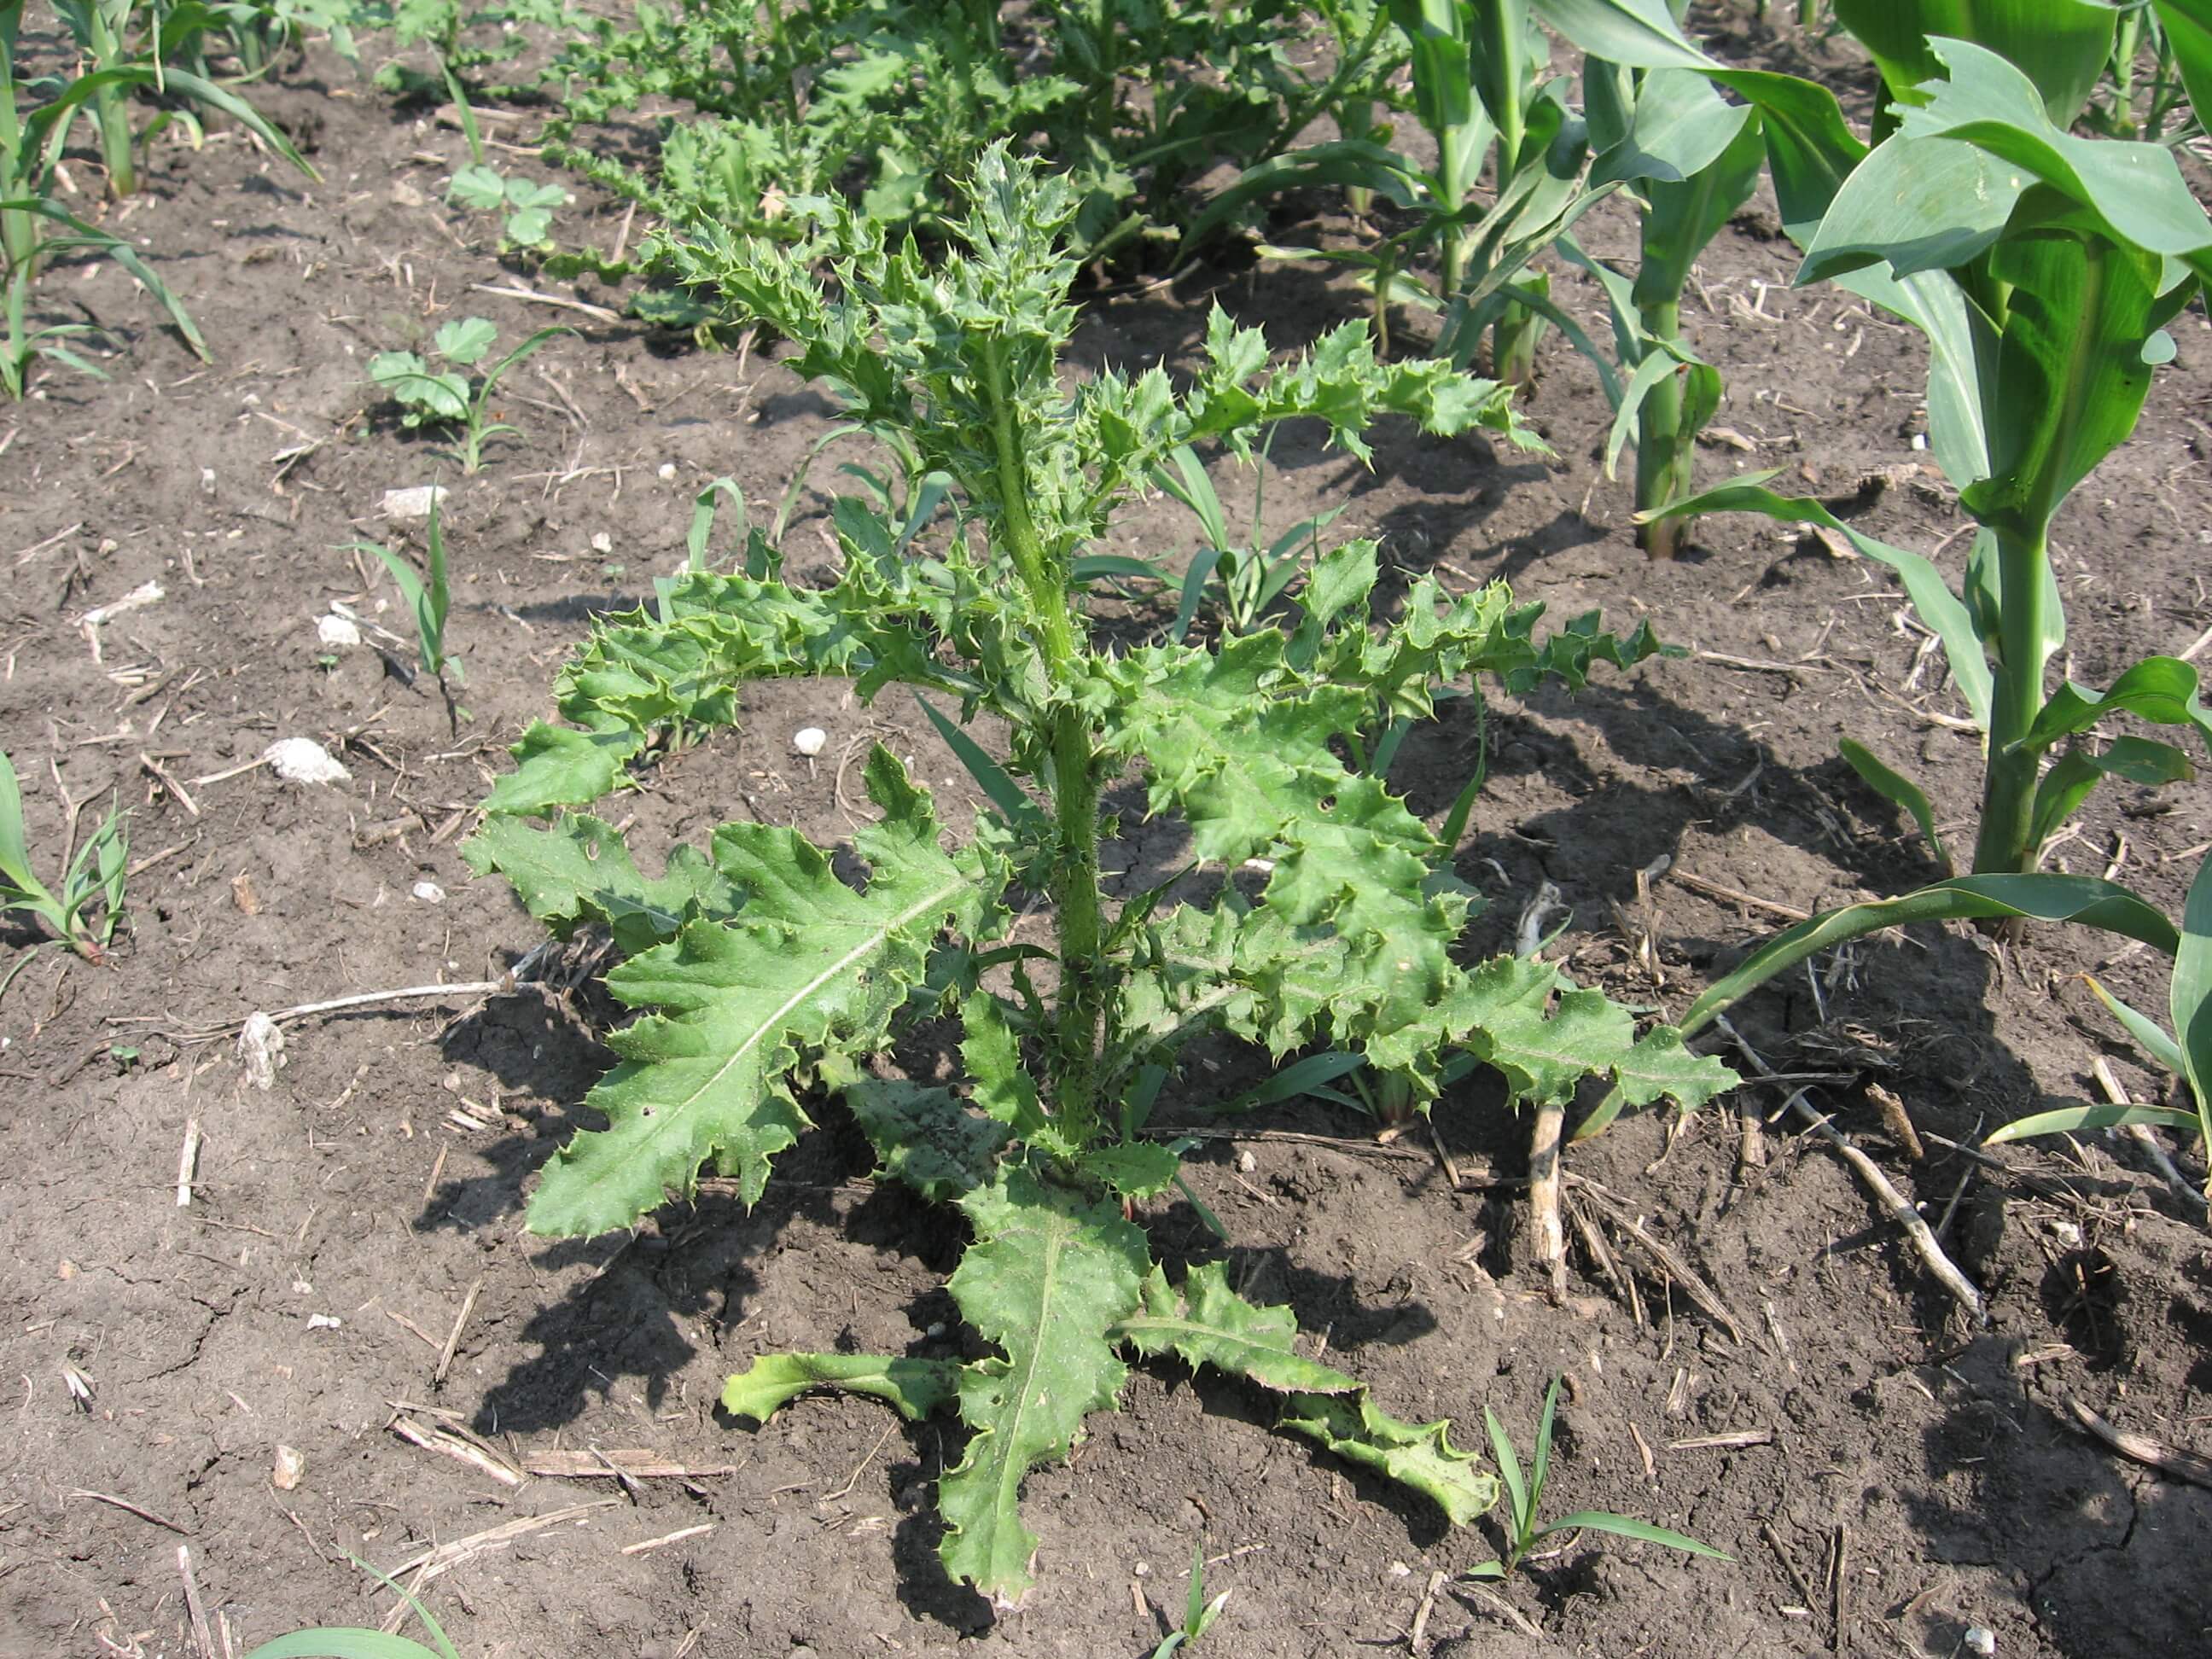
[981,336,1103,1146]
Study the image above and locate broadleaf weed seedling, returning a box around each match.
[0,747,127,963]
[469,146,1732,1608]
[1467,1377,1729,1581]
[369,316,570,473]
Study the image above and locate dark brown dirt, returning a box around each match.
[3,13,2210,1659]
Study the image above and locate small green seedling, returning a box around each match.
[446,163,568,247]
[349,492,463,726]
[1154,435,1347,640]
[0,748,127,962]
[1150,1544,1231,1656]
[1467,1377,1729,1580]
[369,316,569,473]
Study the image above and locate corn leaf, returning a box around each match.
[2172,853,2212,1163]
[2152,0,2212,137]
[524,750,998,1234]
[1830,0,2115,127]
[939,1169,1150,1606]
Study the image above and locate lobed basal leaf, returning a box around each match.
[723,1353,961,1425]
[523,748,999,1236]
[1280,1394,1498,1526]
[939,1168,1150,1607]
[461,812,736,954]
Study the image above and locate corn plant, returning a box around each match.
[1151,435,1348,639]
[1467,1377,1728,1580]
[1550,3,2212,1135]
[44,0,318,198]
[369,317,568,473]
[239,1552,463,1659]
[1987,856,2212,1190]
[348,490,463,725]
[1552,38,1767,558]
[0,748,127,962]
[1196,0,1610,375]
[468,147,1730,1608]
[1150,1544,1231,1656]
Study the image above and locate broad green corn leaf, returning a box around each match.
[1591,67,1755,188]
[1961,233,2172,538]
[1579,875,2181,1141]
[939,1169,1150,1605]
[0,748,44,895]
[2029,740,2195,857]
[524,750,997,1234]
[1799,132,2017,285]
[2152,0,2212,136]
[1831,0,2115,127]
[462,812,737,953]
[1638,476,1992,730]
[1112,1261,1360,1396]
[1840,737,1951,875]
[1281,1393,1496,1524]
[241,1635,449,1659]
[841,1078,1010,1202]
[2023,656,2212,754]
[2172,853,2212,1163]
[721,1353,961,1423]
[1985,1101,2202,1144]
[1897,40,2212,287]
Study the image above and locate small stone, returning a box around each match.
[1963,1628,1995,1656]
[657,463,678,481]
[591,531,614,554]
[317,613,361,648]
[264,737,350,785]
[237,1012,286,1090]
[411,881,446,904]
[306,1313,341,1330]
[272,1445,306,1491]
[380,485,448,520]
[792,726,828,758]
[57,1260,75,1279]
[1237,1150,1257,1174]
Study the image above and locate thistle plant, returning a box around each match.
[469,148,1731,1608]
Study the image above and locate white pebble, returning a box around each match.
[792,726,828,757]
[411,881,446,904]
[657,462,678,481]
[1964,1627,1995,1656]
[236,1012,285,1090]
[380,485,447,520]
[591,532,614,554]
[263,737,351,785]
[316,613,361,648]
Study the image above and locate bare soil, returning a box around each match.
[3,12,2210,1658]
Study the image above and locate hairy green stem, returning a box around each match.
[1634,300,1690,561]
[1970,523,2051,876]
[981,336,1104,1145]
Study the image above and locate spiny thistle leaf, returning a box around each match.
[841,1077,1009,1202]
[939,1168,1150,1606]
[961,993,1081,1162]
[1077,1141,1184,1201]
[484,562,970,817]
[722,1353,961,1424]
[1448,958,1738,1111]
[1112,1262,1358,1396]
[461,812,736,954]
[1280,1394,1498,1525]
[525,750,998,1236]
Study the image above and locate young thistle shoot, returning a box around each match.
[469,146,1730,1609]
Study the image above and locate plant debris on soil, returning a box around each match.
[3,14,2210,1659]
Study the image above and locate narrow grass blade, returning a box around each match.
[1542,1511,1731,1559]
[1220,1051,1367,1114]
[2082,974,2187,1076]
[1838,737,1950,874]
[911,693,1045,835]
[2171,852,2212,1168]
